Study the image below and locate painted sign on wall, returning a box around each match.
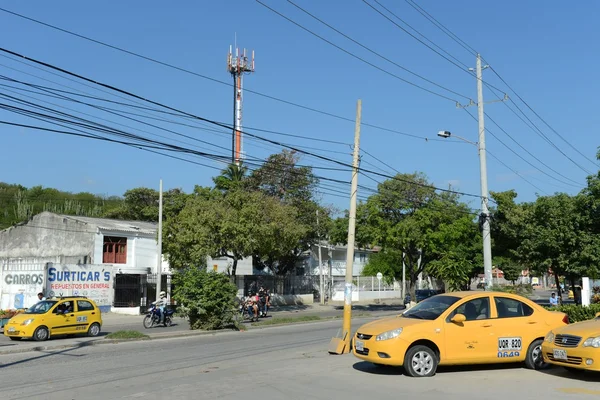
[0,263,45,310]
[46,263,114,308]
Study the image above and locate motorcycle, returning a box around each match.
[143,304,174,328]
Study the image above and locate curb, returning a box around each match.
[0,312,396,356]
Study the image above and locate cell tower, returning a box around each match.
[227,45,255,165]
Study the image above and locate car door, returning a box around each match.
[49,301,76,335]
[75,300,97,333]
[443,295,495,363]
[489,296,536,363]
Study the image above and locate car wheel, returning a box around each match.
[403,345,438,377]
[564,367,585,374]
[88,322,101,337]
[525,339,548,370]
[33,326,49,341]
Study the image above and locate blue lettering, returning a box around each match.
[498,351,520,358]
[104,271,110,281]
[95,272,100,281]
[49,267,56,282]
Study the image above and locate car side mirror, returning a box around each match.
[451,314,467,324]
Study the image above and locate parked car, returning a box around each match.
[352,291,569,377]
[404,289,440,304]
[3,296,102,341]
[542,311,600,373]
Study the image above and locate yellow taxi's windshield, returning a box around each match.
[24,300,57,314]
[403,295,460,320]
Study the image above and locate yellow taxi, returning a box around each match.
[352,291,569,377]
[542,312,600,373]
[3,296,103,341]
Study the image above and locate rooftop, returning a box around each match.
[57,214,157,235]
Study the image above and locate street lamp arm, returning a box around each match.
[451,134,477,147]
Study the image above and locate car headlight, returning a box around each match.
[545,332,555,343]
[20,319,34,326]
[376,328,403,341]
[583,336,600,348]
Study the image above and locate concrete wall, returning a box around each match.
[331,289,401,302]
[0,212,94,261]
[207,256,253,275]
[269,294,314,306]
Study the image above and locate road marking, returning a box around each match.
[557,388,600,395]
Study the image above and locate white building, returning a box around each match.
[0,212,168,313]
[297,241,380,276]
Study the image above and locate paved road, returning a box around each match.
[1,318,599,400]
[0,304,405,347]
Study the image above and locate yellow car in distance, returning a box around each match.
[542,312,600,373]
[3,296,103,341]
[352,291,569,377]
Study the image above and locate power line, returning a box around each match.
[381,1,597,172]
[360,0,471,75]
[370,0,472,68]
[0,46,487,200]
[0,6,459,143]
[403,0,478,56]
[285,0,472,100]
[462,108,582,190]
[255,0,461,103]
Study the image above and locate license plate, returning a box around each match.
[553,349,568,360]
[355,340,364,352]
[8,327,15,333]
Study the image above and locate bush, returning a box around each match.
[172,268,239,330]
[490,284,533,296]
[545,304,600,323]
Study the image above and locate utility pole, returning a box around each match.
[227,44,255,165]
[317,209,325,305]
[328,99,361,355]
[156,179,163,302]
[402,251,406,300]
[475,54,493,290]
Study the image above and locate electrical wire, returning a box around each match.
[403,0,478,56]
[0,6,460,143]
[0,46,488,200]
[285,0,472,100]
[255,0,461,103]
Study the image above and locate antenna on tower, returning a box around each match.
[227,39,255,166]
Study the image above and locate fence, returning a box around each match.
[237,275,319,297]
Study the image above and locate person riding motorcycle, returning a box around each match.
[152,291,168,324]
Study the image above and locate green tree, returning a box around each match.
[500,264,522,285]
[163,188,306,277]
[172,267,239,330]
[104,187,190,222]
[247,150,326,275]
[331,172,480,296]
[212,163,248,192]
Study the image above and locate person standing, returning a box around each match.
[549,292,559,306]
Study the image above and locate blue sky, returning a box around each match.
[0,0,598,213]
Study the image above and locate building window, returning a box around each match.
[103,236,127,264]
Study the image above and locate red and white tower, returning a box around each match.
[227,45,254,165]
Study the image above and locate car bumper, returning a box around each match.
[541,343,600,371]
[3,325,34,339]
[352,334,410,366]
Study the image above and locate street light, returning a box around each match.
[437,129,493,290]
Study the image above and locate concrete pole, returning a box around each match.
[341,99,362,352]
[476,54,493,290]
[317,209,324,305]
[155,179,163,302]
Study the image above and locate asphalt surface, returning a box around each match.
[0,304,406,349]
[1,317,599,399]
